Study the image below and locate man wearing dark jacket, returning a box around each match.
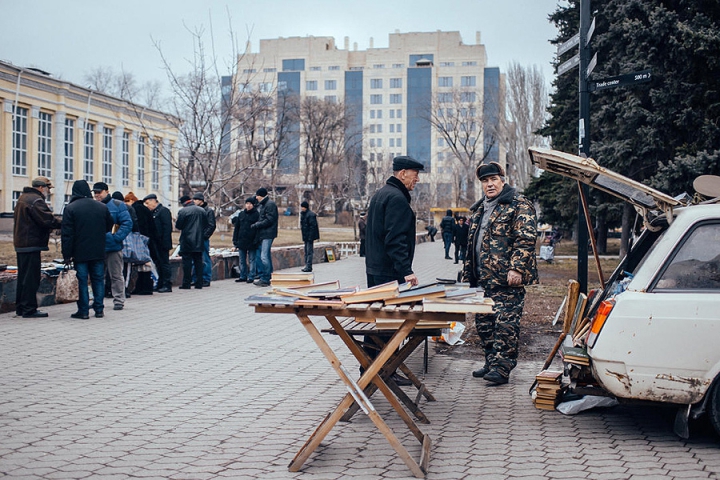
[363,155,424,386]
[440,209,455,259]
[251,187,278,287]
[13,176,61,318]
[453,216,469,264]
[143,194,173,293]
[62,180,114,319]
[232,197,259,283]
[192,192,216,287]
[300,201,320,272]
[93,182,133,311]
[175,195,208,290]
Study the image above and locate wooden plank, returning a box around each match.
[419,434,432,474]
[369,302,384,310]
[347,303,370,310]
[398,305,412,313]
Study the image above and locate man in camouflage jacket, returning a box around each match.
[462,162,538,384]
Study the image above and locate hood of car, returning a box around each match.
[528,147,682,221]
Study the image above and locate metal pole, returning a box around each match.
[577,0,591,293]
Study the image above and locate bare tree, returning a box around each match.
[427,88,495,205]
[83,67,141,103]
[503,62,550,190]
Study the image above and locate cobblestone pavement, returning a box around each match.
[1,241,719,479]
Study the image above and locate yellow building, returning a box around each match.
[0,60,180,217]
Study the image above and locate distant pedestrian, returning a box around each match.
[175,195,208,290]
[232,197,259,283]
[13,176,61,318]
[192,192,216,287]
[126,192,155,295]
[358,212,367,257]
[440,209,454,259]
[251,188,278,287]
[453,216,469,264]
[300,201,320,272]
[61,180,113,319]
[92,182,133,311]
[425,223,437,242]
[143,194,173,293]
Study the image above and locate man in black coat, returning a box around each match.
[175,195,208,290]
[363,155,424,386]
[192,192,216,287]
[251,187,278,287]
[232,197,259,283]
[13,176,61,318]
[453,216,469,264]
[440,209,455,259]
[61,180,114,319]
[300,201,320,272]
[143,194,173,293]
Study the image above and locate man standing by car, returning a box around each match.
[300,201,320,272]
[62,180,114,319]
[13,176,61,318]
[462,162,538,385]
[192,192,216,287]
[251,187,278,287]
[92,182,133,311]
[363,155,424,386]
[143,194,173,293]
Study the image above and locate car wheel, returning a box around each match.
[710,380,720,437]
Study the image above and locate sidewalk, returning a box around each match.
[1,241,719,479]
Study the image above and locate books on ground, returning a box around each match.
[534,369,563,410]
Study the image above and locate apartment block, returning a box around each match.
[234,30,505,206]
[0,60,180,217]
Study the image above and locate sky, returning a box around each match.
[0,0,562,93]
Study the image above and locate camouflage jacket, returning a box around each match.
[461,184,538,289]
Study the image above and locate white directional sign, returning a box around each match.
[558,54,580,76]
[557,33,580,56]
[586,52,598,77]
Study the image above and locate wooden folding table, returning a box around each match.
[250,300,468,478]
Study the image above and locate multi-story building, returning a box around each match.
[0,60,180,218]
[232,30,505,209]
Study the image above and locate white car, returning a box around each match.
[529,147,720,439]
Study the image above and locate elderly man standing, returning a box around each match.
[92,182,133,311]
[13,176,61,318]
[143,194,173,293]
[462,162,538,385]
[192,192,216,287]
[300,201,320,272]
[176,195,208,290]
[363,155,424,386]
[251,187,278,287]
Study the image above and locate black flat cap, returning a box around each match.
[392,156,424,172]
[192,192,205,201]
[476,161,506,180]
[142,193,157,201]
[92,182,109,192]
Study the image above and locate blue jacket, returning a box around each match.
[102,195,133,252]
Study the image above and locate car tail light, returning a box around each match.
[587,299,615,348]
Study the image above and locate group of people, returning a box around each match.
[364,157,538,386]
[439,210,469,264]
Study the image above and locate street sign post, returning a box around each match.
[589,69,652,91]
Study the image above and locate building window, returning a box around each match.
[12,106,28,176]
[397,123,402,133]
[462,61,477,66]
[390,138,395,147]
[438,137,445,147]
[389,110,395,119]
[389,124,395,133]
[390,94,402,104]
[373,64,385,69]
[371,78,383,89]
[324,95,337,103]
[258,82,273,92]
[242,68,256,74]
[370,94,382,104]
[370,153,375,162]
[396,138,402,147]
[102,127,113,183]
[377,138,383,147]
[370,124,376,133]
[325,80,337,90]
[377,124,383,133]
[461,76,477,87]
[64,118,75,180]
[377,153,383,163]
[12,191,22,209]
[438,151,444,162]
[329,65,340,71]
[392,63,404,69]
[121,132,130,187]
[396,109,401,118]
[437,92,453,103]
[390,78,402,88]
[439,61,455,67]
[83,123,95,182]
[137,137,145,188]
[263,67,277,73]
[377,110,383,119]
[151,140,160,190]
[310,66,322,71]
[370,110,375,119]
[370,138,375,148]
[306,80,318,91]
[282,59,305,71]
[460,91,477,103]
[37,111,52,177]
[438,76,453,87]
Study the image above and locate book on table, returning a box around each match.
[373,317,453,330]
[286,280,341,294]
[422,296,494,314]
[244,294,299,306]
[270,272,315,287]
[383,284,447,305]
[340,281,400,304]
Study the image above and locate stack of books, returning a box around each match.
[340,281,400,304]
[534,370,563,410]
[270,272,314,288]
[423,295,494,314]
[560,344,591,366]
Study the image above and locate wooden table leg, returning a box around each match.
[290,315,427,478]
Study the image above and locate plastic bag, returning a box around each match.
[122,232,152,264]
[55,268,79,303]
[433,321,466,346]
[556,395,619,415]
